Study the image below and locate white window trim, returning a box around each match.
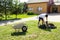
[29,7,33,11]
[37,7,42,11]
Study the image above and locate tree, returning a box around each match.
[23,2,28,13]
[0,0,27,20]
[12,0,19,19]
[4,0,13,20]
[0,0,13,20]
[0,0,5,13]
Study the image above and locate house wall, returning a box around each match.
[58,5,60,13]
[27,2,48,14]
[50,6,52,13]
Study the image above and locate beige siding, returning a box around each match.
[28,2,48,14]
[28,2,60,14]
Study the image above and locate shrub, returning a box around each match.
[27,12,34,15]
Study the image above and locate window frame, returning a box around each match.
[37,7,42,11]
[28,7,33,11]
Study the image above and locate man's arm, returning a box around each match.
[45,15,48,21]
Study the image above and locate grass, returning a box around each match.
[0,20,60,40]
[1,14,37,20]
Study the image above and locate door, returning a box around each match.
[52,6,58,13]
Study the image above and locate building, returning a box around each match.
[27,0,60,14]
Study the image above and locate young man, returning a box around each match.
[38,13,48,26]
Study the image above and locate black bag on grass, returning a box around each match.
[48,23,56,29]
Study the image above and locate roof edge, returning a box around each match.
[27,2,48,4]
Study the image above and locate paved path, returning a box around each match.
[0,14,60,26]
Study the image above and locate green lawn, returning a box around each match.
[0,21,60,40]
[1,14,37,20]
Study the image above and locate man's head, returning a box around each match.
[45,14,48,17]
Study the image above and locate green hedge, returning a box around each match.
[27,12,34,15]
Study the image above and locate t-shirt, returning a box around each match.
[38,13,47,18]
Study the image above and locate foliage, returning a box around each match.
[23,2,28,13]
[0,0,28,20]
[27,12,34,15]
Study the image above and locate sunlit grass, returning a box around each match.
[1,14,37,20]
[0,20,60,40]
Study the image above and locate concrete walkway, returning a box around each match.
[0,14,60,26]
[0,16,37,26]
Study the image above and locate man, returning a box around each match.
[38,13,48,26]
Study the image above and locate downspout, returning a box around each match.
[47,0,54,13]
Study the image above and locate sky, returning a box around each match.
[20,0,60,2]
[19,0,60,3]
[20,0,28,2]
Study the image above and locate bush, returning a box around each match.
[27,12,34,15]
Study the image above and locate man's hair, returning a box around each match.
[45,15,48,17]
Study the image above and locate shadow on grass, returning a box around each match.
[1,18,21,21]
[38,24,57,32]
[0,18,21,25]
[11,32,26,36]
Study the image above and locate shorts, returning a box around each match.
[39,17,44,21]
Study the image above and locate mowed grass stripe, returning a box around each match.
[0,25,13,35]
[0,21,60,40]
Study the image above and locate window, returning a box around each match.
[29,7,33,11]
[54,0,60,3]
[37,7,42,11]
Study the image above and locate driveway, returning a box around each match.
[21,14,60,22]
[48,14,60,22]
[0,13,60,26]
